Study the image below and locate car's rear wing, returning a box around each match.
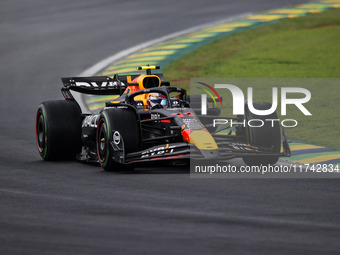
[61,73,167,98]
[61,75,126,96]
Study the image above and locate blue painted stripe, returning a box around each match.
[314,158,340,165]
[291,147,334,156]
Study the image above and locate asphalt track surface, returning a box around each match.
[1,0,340,254]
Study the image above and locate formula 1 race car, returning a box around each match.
[36,65,291,170]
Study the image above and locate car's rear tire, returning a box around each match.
[96,107,141,171]
[242,102,281,166]
[36,100,82,160]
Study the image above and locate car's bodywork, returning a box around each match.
[37,66,291,169]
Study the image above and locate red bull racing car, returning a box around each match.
[36,65,291,170]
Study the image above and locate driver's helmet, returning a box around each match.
[147,93,167,109]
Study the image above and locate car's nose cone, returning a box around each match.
[200,149,219,159]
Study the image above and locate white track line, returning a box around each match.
[79,13,251,76]
[75,13,251,111]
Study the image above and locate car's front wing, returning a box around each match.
[121,139,290,164]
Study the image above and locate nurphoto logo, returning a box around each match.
[198,83,312,128]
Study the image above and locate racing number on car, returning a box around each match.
[141,145,175,158]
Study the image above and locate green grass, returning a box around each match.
[164,8,340,150]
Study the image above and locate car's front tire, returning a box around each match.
[96,107,141,171]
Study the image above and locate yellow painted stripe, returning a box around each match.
[105,67,137,73]
[116,56,167,64]
[267,9,312,14]
[200,23,253,34]
[293,8,325,13]
[205,27,235,33]
[217,22,255,28]
[303,9,323,13]
[107,62,159,70]
[290,144,325,151]
[160,38,205,44]
[286,14,304,18]
[188,33,218,38]
[246,14,286,21]
[127,50,176,59]
[100,67,137,75]
[171,38,206,43]
[140,44,190,51]
[295,4,331,8]
[295,153,340,164]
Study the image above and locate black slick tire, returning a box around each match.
[242,102,281,166]
[36,100,82,160]
[96,107,141,171]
